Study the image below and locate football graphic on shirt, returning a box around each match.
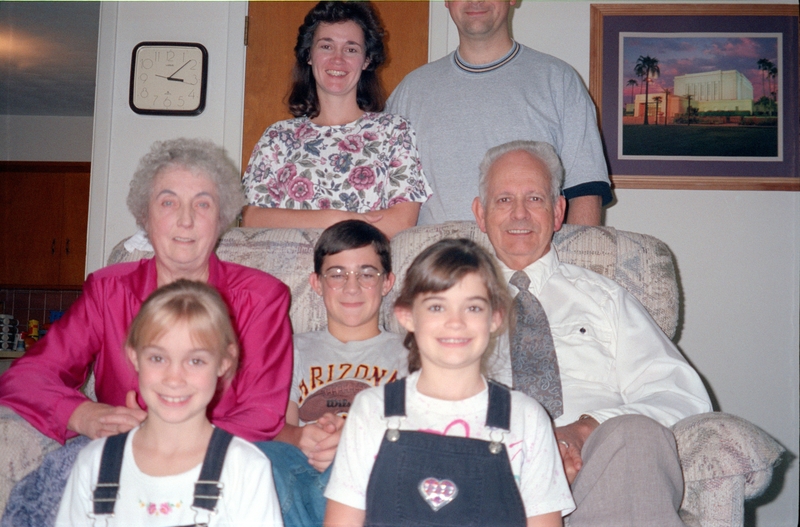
[298,379,370,423]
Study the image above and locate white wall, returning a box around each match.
[91,1,798,524]
[0,115,93,161]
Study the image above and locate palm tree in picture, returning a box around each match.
[685,95,695,126]
[663,88,671,125]
[757,58,773,99]
[634,55,660,125]
[653,96,662,125]
[626,79,638,107]
[769,64,778,102]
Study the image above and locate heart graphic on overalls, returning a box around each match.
[418,477,459,511]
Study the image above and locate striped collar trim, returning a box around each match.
[454,41,520,73]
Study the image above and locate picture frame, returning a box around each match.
[589,4,798,190]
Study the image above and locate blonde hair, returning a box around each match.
[394,238,510,373]
[126,280,239,383]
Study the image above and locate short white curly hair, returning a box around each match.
[478,140,565,205]
[127,138,246,236]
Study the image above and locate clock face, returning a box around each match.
[129,42,208,115]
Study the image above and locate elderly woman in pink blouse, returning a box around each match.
[0,138,292,526]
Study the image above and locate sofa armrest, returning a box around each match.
[674,412,784,527]
[0,406,62,511]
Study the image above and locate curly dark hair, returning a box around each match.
[288,1,386,118]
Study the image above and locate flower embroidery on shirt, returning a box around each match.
[139,500,182,516]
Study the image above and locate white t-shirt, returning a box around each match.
[55,426,283,527]
[291,330,408,425]
[325,371,575,518]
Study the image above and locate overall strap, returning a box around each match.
[93,431,130,515]
[486,381,512,431]
[383,378,406,418]
[192,427,234,512]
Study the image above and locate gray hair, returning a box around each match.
[478,140,565,205]
[127,138,246,236]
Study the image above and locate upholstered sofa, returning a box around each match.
[0,222,785,525]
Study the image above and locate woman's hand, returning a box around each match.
[67,390,147,439]
[351,201,421,238]
[241,201,421,239]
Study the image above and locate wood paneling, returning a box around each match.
[0,162,90,288]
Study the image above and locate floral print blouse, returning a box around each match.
[243,112,432,213]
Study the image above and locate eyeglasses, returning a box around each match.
[322,268,383,289]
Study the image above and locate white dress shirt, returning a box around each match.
[487,245,711,428]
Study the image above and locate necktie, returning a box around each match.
[509,271,563,419]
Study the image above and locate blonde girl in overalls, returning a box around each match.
[55,280,283,527]
[324,238,574,527]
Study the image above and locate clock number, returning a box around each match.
[166,50,175,61]
[141,58,153,69]
[139,73,148,83]
[189,59,197,70]
[140,88,149,99]
[177,96,185,107]
[152,95,159,106]
[188,90,195,99]
[154,51,161,62]
[163,98,172,108]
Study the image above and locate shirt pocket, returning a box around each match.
[551,322,616,388]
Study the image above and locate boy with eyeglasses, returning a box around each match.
[257,220,407,527]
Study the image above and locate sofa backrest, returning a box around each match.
[107,222,679,339]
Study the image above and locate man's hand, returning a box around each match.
[554,416,599,484]
[67,390,147,439]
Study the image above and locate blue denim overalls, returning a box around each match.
[364,378,526,527]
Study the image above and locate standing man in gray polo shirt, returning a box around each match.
[387,0,612,226]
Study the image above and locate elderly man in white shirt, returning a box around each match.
[472,140,712,527]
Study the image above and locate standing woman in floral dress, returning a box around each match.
[241,1,431,238]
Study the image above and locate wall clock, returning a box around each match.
[129,42,208,115]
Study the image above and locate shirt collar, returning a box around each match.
[207,253,221,286]
[499,244,560,296]
[454,41,520,73]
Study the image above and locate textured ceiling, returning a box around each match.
[0,1,99,116]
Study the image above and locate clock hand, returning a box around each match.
[167,60,192,80]
[155,74,184,82]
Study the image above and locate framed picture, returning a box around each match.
[590,4,798,190]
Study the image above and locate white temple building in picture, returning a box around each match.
[631,70,756,121]
[673,69,754,113]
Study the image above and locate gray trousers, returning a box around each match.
[566,414,687,527]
